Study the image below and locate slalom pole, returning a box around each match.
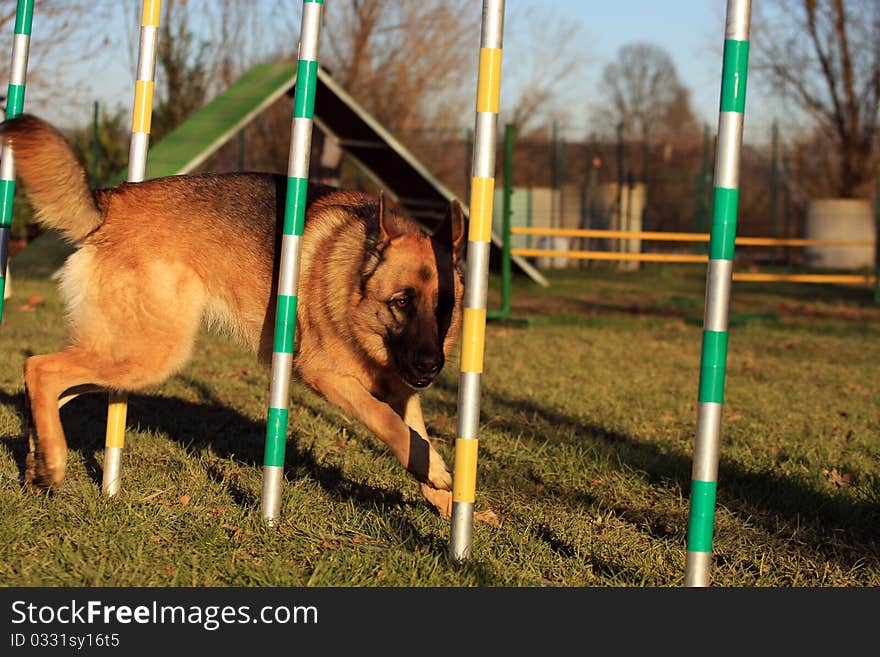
[449,0,505,563]
[0,0,34,328]
[261,0,324,524]
[684,0,752,587]
[874,170,879,306]
[102,0,162,496]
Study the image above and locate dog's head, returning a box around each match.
[358,193,465,390]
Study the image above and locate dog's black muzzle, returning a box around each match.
[402,349,444,389]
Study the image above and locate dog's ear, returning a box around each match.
[378,190,405,242]
[444,200,466,261]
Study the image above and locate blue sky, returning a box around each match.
[19,1,777,143]
[552,0,728,124]
[503,0,776,138]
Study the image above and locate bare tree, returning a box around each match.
[320,0,477,135]
[595,42,700,145]
[150,0,210,141]
[752,0,880,197]
[0,0,112,123]
[121,0,296,105]
[500,7,591,135]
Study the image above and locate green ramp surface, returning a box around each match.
[114,61,298,183]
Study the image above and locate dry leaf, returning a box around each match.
[474,509,500,526]
[216,369,250,379]
[164,566,176,578]
[26,294,45,306]
[429,415,453,432]
[825,467,853,488]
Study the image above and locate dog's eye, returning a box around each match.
[390,296,409,310]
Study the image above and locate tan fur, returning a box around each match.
[2,114,465,516]
[1,115,102,243]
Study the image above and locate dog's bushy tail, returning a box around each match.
[0,114,102,243]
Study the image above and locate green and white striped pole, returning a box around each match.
[0,0,34,328]
[261,0,323,524]
[449,0,505,563]
[685,0,751,587]
[102,0,162,496]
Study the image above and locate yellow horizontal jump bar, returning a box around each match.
[732,273,875,285]
[735,237,873,247]
[513,227,708,241]
[511,227,873,248]
[511,248,708,263]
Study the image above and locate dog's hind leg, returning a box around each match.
[25,337,202,489]
[24,348,117,489]
[25,262,207,490]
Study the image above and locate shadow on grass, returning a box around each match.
[0,386,443,555]
[530,295,878,335]
[431,377,880,570]
[531,266,877,308]
[4,372,878,576]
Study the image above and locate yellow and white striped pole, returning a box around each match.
[102,0,161,496]
[449,0,505,563]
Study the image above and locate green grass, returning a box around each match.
[1,261,878,587]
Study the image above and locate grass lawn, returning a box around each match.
[1,253,878,587]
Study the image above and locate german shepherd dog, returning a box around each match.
[1,114,465,517]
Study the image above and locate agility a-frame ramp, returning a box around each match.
[117,61,547,286]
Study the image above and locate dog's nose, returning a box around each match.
[414,352,442,377]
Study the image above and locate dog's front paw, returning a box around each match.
[426,445,452,491]
[420,484,452,518]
